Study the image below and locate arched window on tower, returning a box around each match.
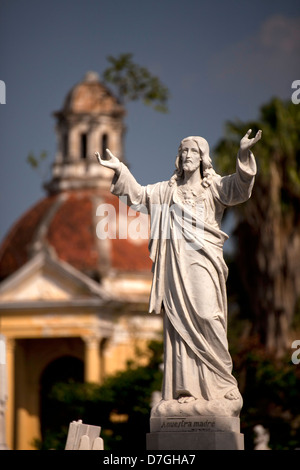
[80,133,88,159]
[101,134,109,158]
[62,133,69,162]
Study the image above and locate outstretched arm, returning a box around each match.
[95,148,151,209]
[239,128,262,161]
[212,129,262,207]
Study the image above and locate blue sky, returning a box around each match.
[0,0,299,242]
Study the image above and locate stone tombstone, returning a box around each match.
[253,424,271,450]
[96,128,262,450]
[65,420,104,450]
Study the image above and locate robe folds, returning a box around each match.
[111,150,256,401]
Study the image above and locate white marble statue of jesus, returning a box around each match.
[95,129,261,418]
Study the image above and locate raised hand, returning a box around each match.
[95,149,121,175]
[240,129,262,152]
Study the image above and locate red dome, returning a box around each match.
[0,188,152,282]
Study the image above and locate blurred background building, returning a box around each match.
[0,72,162,450]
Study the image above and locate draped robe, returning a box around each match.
[111,150,256,402]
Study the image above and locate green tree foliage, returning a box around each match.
[36,339,163,451]
[27,55,169,175]
[26,150,50,180]
[102,53,169,113]
[26,150,47,169]
[36,335,300,450]
[214,98,300,356]
[232,339,300,450]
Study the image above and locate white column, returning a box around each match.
[0,335,9,449]
[5,338,15,449]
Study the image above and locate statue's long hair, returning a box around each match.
[169,136,216,187]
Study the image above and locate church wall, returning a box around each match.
[0,72,159,450]
[1,306,162,449]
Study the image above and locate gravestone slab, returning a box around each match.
[65,420,104,450]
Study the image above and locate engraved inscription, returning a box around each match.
[160,418,216,432]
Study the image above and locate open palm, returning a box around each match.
[240,129,262,151]
[95,149,121,174]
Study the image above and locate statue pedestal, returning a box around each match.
[146,416,244,450]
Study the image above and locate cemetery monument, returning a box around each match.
[96,128,262,449]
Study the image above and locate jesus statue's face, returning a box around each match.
[180,140,201,174]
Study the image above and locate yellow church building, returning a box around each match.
[0,72,162,450]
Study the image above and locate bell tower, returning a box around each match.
[45,71,126,193]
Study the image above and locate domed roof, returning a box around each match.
[0,72,149,287]
[61,71,125,115]
[0,188,151,283]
